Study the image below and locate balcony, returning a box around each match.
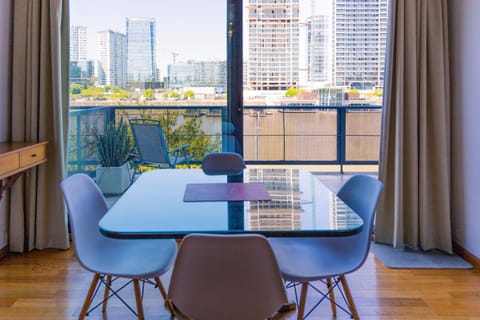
[67,104,381,176]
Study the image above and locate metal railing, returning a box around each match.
[68,104,382,176]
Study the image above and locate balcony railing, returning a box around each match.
[67,105,381,176]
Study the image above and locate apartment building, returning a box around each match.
[332,0,388,89]
[246,0,300,91]
[96,30,127,87]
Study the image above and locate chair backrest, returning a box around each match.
[201,152,246,175]
[60,173,109,271]
[168,233,288,320]
[129,118,171,166]
[336,174,383,266]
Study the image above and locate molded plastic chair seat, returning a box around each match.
[269,175,383,320]
[60,173,177,319]
[167,233,288,320]
[201,152,246,176]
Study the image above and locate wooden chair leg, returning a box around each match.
[102,275,112,312]
[339,275,359,320]
[133,279,145,320]
[297,282,308,320]
[326,277,337,316]
[79,273,100,320]
[154,276,174,315]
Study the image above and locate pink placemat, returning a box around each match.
[183,182,272,202]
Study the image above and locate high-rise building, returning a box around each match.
[126,17,157,81]
[167,60,226,89]
[246,0,300,91]
[96,30,127,87]
[69,60,94,85]
[332,0,388,89]
[70,25,88,61]
[306,14,331,84]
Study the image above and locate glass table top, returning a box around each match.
[99,168,363,239]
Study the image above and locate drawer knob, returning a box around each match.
[31,154,37,157]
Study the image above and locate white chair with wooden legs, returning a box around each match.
[60,173,177,319]
[269,175,383,319]
[167,233,288,320]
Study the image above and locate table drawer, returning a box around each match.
[20,144,46,167]
[0,153,20,176]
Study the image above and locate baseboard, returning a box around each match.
[453,242,480,269]
[0,245,7,260]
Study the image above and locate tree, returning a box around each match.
[81,87,105,100]
[144,89,155,100]
[170,91,180,99]
[285,87,300,97]
[70,83,83,95]
[109,89,131,100]
[184,90,195,99]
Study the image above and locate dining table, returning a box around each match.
[98,167,364,239]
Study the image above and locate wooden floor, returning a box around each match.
[0,246,479,320]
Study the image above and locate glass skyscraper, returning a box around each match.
[126,17,157,81]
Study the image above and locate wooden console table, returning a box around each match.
[0,141,48,200]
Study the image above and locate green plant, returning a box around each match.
[92,118,132,167]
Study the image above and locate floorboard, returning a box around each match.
[1,247,479,319]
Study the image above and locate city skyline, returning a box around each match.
[70,0,227,78]
[70,0,326,79]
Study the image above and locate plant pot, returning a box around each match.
[95,162,132,195]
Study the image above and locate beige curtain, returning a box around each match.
[375,0,452,253]
[9,0,69,252]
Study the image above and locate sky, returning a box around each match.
[70,0,329,77]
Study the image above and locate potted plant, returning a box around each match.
[92,118,133,195]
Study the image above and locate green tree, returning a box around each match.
[84,76,96,87]
[70,83,83,95]
[144,89,155,100]
[285,87,300,97]
[81,87,105,100]
[170,91,180,99]
[184,90,195,99]
[109,89,131,100]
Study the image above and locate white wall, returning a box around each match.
[0,0,11,250]
[450,0,480,259]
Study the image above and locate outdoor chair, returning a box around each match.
[60,173,177,319]
[201,152,246,175]
[167,233,288,320]
[129,118,190,175]
[269,175,383,320]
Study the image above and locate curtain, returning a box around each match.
[375,0,452,253]
[9,0,69,252]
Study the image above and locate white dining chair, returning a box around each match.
[167,233,288,320]
[201,152,245,175]
[60,173,177,319]
[269,175,383,319]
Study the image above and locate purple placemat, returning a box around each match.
[183,182,271,202]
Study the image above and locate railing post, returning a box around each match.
[75,112,82,173]
[338,106,346,174]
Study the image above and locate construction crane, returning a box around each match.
[171,52,179,65]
